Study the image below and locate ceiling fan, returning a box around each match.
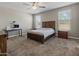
[23,2,46,9]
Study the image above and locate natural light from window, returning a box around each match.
[58,10,71,31]
[35,15,42,28]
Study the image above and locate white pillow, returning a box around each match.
[37,28,53,30]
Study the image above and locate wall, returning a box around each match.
[0,6,32,37]
[34,3,79,38]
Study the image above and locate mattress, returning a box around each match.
[28,28,55,39]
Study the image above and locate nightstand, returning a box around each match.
[58,31,68,39]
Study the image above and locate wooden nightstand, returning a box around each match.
[58,31,68,39]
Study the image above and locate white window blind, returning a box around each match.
[58,10,71,31]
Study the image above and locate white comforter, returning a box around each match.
[28,28,55,39]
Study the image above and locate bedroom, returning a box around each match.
[0,2,79,56]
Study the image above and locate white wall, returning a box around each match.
[34,3,79,38]
[0,6,32,36]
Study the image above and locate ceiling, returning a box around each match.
[0,2,77,14]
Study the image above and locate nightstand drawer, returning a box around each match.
[58,31,68,39]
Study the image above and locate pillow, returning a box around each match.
[37,28,53,30]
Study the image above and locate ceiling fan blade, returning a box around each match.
[32,2,39,6]
[39,6,46,8]
[32,2,36,6]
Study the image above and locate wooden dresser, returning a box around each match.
[0,31,7,56]
[58,31,68,39]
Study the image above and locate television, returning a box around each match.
[13,24,19,28]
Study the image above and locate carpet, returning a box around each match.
[7,35,79,56]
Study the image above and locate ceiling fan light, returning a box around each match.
[32,6,37,9]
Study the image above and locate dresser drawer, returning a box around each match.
[58,31,68,39]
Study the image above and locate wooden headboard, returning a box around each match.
[42,21,55,29]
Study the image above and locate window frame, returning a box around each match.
[58,9,71,31]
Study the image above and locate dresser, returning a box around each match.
[58,31,68,39]
[0,31,7,56]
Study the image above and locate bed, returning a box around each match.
[27,21,55,44]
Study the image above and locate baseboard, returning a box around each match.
[56,33,79,40]
[8,35,18,38]
[68,36,79,39]
[8,33,79,40]
[8,33,27,38]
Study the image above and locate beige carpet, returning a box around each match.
[7,35,79,56]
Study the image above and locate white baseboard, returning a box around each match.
[8,35,18,38]
[8,33,79,40]
[8,32,27,38]
[68,36,79,39]
[56,33,79,40]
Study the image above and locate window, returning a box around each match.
[58,10,71,31]
[35,15,42,28]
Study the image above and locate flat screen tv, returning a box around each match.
[13,24,19,28]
